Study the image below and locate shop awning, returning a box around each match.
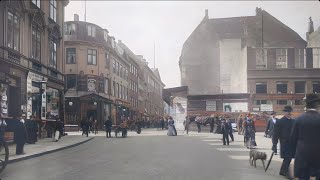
[79,93,113,103]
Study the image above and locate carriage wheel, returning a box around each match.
[0,139,9,174]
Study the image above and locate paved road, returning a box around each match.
[2,132,285,180]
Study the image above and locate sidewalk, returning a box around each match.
[8,135,94,164]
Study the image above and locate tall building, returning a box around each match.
[0,0,69,121]
[178,8,320,115]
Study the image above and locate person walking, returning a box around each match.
[272,105,295,178]
[291,94,320,180]
[195,116,201,133]
[226,117,234,141]
[167,117,176,136]
[209,116,215,133]
[104,116,112,138]
[243,113,256,149]
[221,119,230,145]
[160,117,165,130]
[94,119,98,134]
[264,111,277,138]
[237,115,243,135]
[14,118,27,155]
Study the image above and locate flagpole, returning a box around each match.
[153,41,156,69]
[84,0,87,22]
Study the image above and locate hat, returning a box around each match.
[305,94,320,104]
[283,105,293,112]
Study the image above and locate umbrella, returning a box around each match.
[265,152,274,172]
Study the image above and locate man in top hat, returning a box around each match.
[265,111,277,139]
[272,105,295,178]
[291,94,320,180]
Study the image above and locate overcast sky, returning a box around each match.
[65,1,320,88]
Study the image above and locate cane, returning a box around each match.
[265,152,274,172]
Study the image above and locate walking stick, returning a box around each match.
[265,152,274,172]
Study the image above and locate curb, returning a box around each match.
[8,137,95,164]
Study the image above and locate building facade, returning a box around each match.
[179,8,320,115]
[0,0,68,123]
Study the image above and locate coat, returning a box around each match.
[14,122,27,144]
[265,117,276,137]
[272,116,295,159]
[290,110,320,175]
[104,120,112,131]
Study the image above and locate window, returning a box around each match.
[276,49,287,68]
[120,64,123,78]
[294,81,305,94]
[116,62,119,76]
[7,12,20,51]
[87,25,96,37]
[105,53,109,68]
[254,100,268,105]
[294,100,303,105]
[87,49,97,65]
[65,23,76,35]
[295,49,305,68]
[113,81,116,96]
[277,82,287,94]
[120,85,123,99]
[113,60,116,73]
[277,100,288,105]
[313,81,320,93]
[256,83,267,94]
[32,26,41,61]
[66,75,77,89]
[49,40,57,68]
[66,48,76,64]
[313,48,320,68]
[105,79,109,94]
[32,0,41,8]
[256,49,267,69]
[104,31,108,42]
[117,83,120,98]
[49,0,57,22]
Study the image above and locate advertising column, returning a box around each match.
[171,97,187,130]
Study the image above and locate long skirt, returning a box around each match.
[167,126,176,136]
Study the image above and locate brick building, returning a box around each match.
[0,0,69,121]
[178,8,320,115]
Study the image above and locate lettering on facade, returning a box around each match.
[206,100,217,111]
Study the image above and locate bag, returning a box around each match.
[54,131,60,141]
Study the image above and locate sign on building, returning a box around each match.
[206,100,217,111]
[260,104,273,112]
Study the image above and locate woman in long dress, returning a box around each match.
[167,117,176,136]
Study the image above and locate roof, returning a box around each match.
[151,68,161,81]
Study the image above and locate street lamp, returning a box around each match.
[68,101,73,106]
[93,101,97,106]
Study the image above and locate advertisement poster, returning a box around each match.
[170,97,187,130]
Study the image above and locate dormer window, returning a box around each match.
[87,25,96,37]
[65,23,76,35]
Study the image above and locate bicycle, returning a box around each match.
[0,137,9,174]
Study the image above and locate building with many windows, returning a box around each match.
[178,8,320,115]
[0,0,69,124]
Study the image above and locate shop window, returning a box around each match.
[66,75,77,89]
[313,81,320,93]
[66,48,76,64]
[277,82,287,94]
[276,49,287,68]
[7,11,20,51]
[294,81,305,94]
[256,83,267,94]
[277,100,288,105]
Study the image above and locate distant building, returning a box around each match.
[179,8,320,114]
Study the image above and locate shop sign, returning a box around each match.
[0,86,8,117]
[41,83,46,120]
[206,100,216,111]
[260,104,273,112]
[87,79,96,92]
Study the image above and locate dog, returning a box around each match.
[249,150,267,170]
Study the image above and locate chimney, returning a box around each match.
[205,9,208,19]
[308,17,314,33]
[74,14,79,21]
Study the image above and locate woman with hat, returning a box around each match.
[243,113,256,149]
[291,94,320,180]
[272,105,295,178]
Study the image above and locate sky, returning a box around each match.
[65,1,320,88]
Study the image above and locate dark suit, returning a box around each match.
[221,121,230,145]
[265,117,276,138]
[291,110,320,179]
[104,119,112,138]
[273,116,295,176]
[14,122,27,155]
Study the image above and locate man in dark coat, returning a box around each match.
[291,94,320,180]
[272,105,295,178]
[104,116,112,138]
[226,117,234,141]
[14,118,27,155]
[160,117,165,130]
[265,111,277,138]
[221,119,230,145]
[209,116,215,133]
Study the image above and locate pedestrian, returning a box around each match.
[195,116,201,133]
[0,117,7,139]
[120,119,128,137]
[226,117,234,141]
[83,119,90,137]
[89,116,94,133]
[221,119,230,145]
[160,117,165,130]
[243,113,256,149]
[237,115,243,135]
[104,116,112,138]
[167,116,176,136]
[214,116,222,134]
[264,111,277,138]
[53,118,63,142]
[272,105,295,178]
[136,119,142,134]
[209,115,215,133]
[291,94,320,180]
[94,119,98,134]
[14,118,27,155]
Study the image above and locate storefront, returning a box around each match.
[115,99,129,125]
